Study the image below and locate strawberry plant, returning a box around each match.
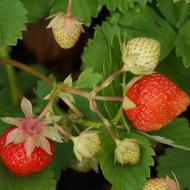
[0,0,190,189]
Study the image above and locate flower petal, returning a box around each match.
[1,117,22,127]
[24,137,35,158]
[43,127,63,143]
[13,130,27,144]
[21,97,33,118]
[39,136,52,155]
[5,128,19,146]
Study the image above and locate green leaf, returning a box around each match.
[34,80,52,113]
[98,129,155,190]
[157,0,190,67]
[50,0,101,26]
[0,161,56,190]
[98,0,149,13]
[51,142,74,178]
[158,0,190,26]
[157,148,190,190]
[18,64,47,94]
[82,21,123,118]
[117,5,176,60]
[75,68,102,89]
[157,51,190,95]
[21,0,51,22]
[149,118,190,150]
[0,0,28,47]
[158,0,190,27]
[175,20,190,67]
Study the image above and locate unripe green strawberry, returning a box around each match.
[72,131,101,162]
[114,139,140,165]
[47,12,83,49]
[122,37,160,75]
[143,177,179,190]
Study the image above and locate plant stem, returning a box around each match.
[38,94,56,120]
[56,125,73,139]
[0,59,52,85]
[94,96,123,102]
[59,93,83,117]
[93,68,124,94]
[67,0,73,17]
[90,100,116,140]
[60,85,123,102]
[60,85,89,98]
[5,65,22,106]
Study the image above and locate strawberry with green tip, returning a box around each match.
[124,73,190,132]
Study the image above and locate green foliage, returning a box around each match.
[75,68,102,89]
[34,80,52,113]
[98,0,149,12]
[51,142,74,178]
[141,118,190,150]
[1,0,190,189]
[116,5,176,60]
[157,148,190,190]
[0,161,56,190]
[50,0,101,26]
[83,21,123,118]
[21,0,51,22]
[157,52,190,95]
[98,129,155,190]
[0,0,27,47]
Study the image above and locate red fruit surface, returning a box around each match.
[0,127,55,177]
[124,73,190,132]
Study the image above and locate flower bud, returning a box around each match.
[114,138,140,165]
[72,131,101,162]
[122,37,160,75]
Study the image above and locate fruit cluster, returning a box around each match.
[0,2,188,189]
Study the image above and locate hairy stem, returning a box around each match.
[93,68,124,94]
[94,96,123,102]
[60,85,89,98]
[5,65,22,106]
[38,94,57,120]
[56,125,73,139]
[0,59,52,85]
[90,100,116,140]
[67,0,73,17]
[60,85,123,102]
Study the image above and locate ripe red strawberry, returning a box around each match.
[124,73,190,131]
[0,127,55,177]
